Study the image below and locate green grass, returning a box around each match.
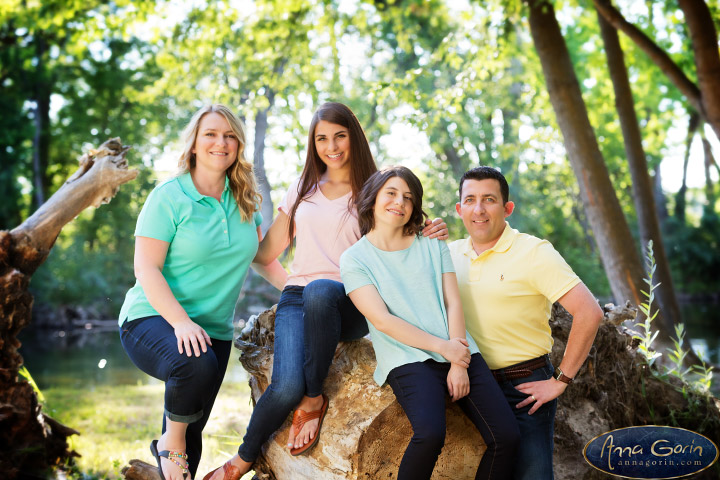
[42,361,257,479]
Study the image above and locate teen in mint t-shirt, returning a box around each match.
[340,166,519,480]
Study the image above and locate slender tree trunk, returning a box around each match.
[32,35,50,208]
[678,0,720,142]
[593,0,720,141]
[592,1,703,120]
[700,129,717,208]
[675,113,700,221]
[253,90,275,234]
[596,4,683,331]
[653,164,668,224]
[523,0,654,324]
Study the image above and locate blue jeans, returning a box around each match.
[495,355,557,480]
[237,280,368,462]
[386,354,520,480]
[119,315,231,478]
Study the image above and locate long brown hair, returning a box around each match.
[178,104,260,223]
[356,166,428,237]
[287,102,377,240]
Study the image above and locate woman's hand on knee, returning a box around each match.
[174,319,212,357]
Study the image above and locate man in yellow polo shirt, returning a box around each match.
[448,166,603,480]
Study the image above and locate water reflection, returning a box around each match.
[18,327,247,391]
[16,302,719,392]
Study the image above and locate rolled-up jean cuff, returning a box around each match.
[165,407,204,424]
[237,447,255,464]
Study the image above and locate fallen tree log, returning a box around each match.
[119,301,720,479]
[0,138,137,478]
[231,302,720,480]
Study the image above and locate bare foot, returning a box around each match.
[204,454,252,480]
[289,395,324,450]
[157,433,188,480]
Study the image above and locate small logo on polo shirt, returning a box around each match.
[500,274,504,281]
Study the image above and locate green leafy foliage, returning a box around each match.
[3,0,718,314]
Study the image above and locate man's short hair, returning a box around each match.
[459,166,509,204]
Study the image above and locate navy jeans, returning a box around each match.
[119,315,231,478]
[237,280,368,462]
[495,355,557,480]
[386,354,520,480]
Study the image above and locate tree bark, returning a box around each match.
[524,0,647,314]
[596,4,683,333]
[0,138,137,478]
[678,0,720,141]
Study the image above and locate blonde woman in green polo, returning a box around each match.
[118,105,286,480]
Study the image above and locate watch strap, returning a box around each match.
[554,366,573,385]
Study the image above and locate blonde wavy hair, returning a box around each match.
[177,104,261,223]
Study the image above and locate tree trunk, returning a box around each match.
[675,113,700,221]
[653,164,668,224]
[523,0,648,316]
[253,90,276,234]
[0,138,137,478]
[596,4,684,332]
[593,0,720,142]
[678,0,720,142]
[701,129,717,208]
[31,34,50,208]
[592,0,704,121]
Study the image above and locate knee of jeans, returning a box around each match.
[303,280,341,312]
[267,376,305,408]
[174,353,220,386]
[412,421,446,453]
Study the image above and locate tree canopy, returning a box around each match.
[2,0,719,316]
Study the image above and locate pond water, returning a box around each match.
[18,325,248,390]
[17,302,720,392]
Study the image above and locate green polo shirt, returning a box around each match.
[118,172,262,340]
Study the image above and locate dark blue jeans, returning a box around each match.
[386,354,520,480]
[237,280,368,462]
[495,355,557,480]
[119,315,231,478]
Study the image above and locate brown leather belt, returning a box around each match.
[491,355,548,382]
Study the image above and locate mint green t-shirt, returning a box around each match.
[118,172,262,341]
[340,235,480,385]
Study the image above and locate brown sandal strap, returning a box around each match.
[292,408,323,432]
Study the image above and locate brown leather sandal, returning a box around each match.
[202,460,242,480]
[289,394,329,456]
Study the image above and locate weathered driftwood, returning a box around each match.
[0,138,136,478]
[231,302,720,480]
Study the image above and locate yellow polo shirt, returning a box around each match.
[448,223,580,370]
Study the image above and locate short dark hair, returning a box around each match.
[458,166,509,203]
[356,166,428,237]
